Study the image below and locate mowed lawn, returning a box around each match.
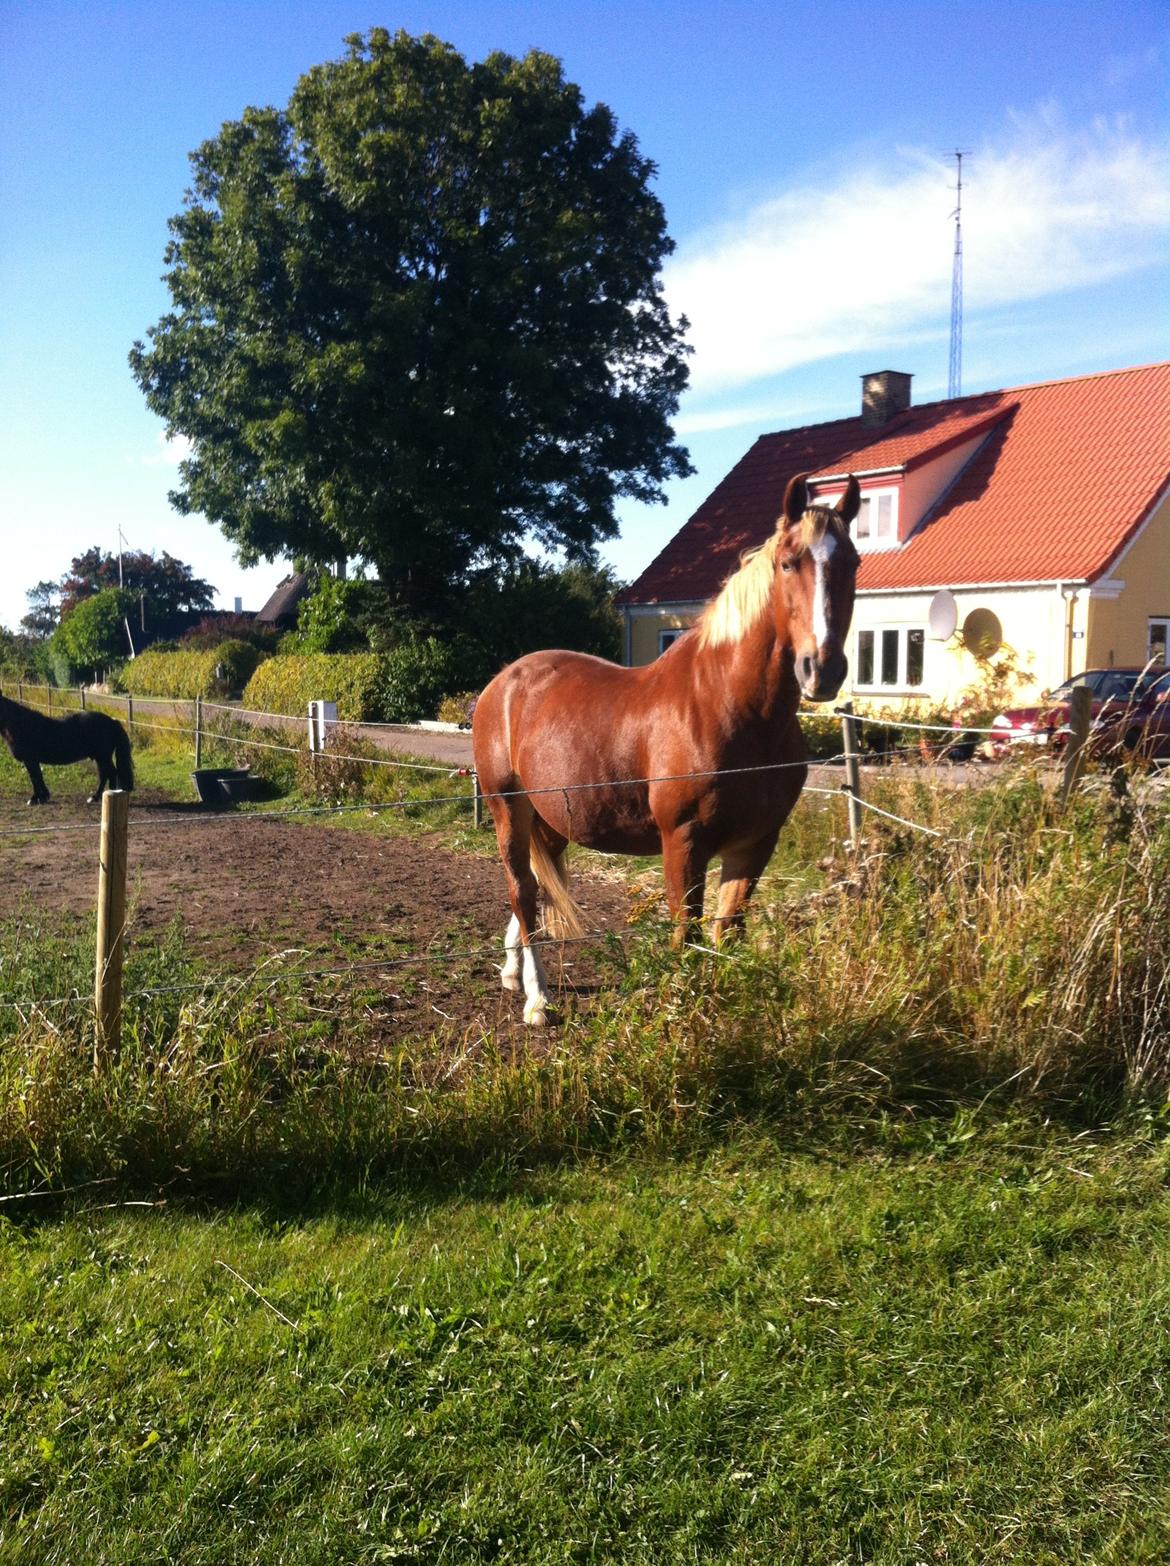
[4,1126,1170,1565]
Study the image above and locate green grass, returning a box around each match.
[3,1124,1170,1564]
[3,714,1170,1559]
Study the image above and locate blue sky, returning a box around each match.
[1,1,1167,631]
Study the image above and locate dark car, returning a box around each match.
[988,668,1163,756]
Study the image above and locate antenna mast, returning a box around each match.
[948,151,964,400]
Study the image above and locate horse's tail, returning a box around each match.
[113,722,134,791]
[530,827,585,942]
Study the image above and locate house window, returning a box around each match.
[1149,618,1169,666]
[857,629,874,685]
[906,628,925,686]
[880,629,899,684]
[855,626,927,689]
[853,488,898,550]
[658,628,687,655]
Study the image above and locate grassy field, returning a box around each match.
[1,724,1169,1561]
[4,1124,1170,1565]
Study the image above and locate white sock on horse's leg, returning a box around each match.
[501,914,522,992]
[521,941,551,1026]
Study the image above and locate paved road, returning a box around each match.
[107,695,479,768]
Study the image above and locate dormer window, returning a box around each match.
[853,486,899,550]
[815,482,901,551]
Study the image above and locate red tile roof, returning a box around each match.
[618,362,1170,604]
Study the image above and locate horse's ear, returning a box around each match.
[835,475,861,529]
[782,473,810,525]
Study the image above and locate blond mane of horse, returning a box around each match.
[697,506,840,650]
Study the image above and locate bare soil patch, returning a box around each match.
[0,785,633,1040]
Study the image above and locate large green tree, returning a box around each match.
[130,29,691,622]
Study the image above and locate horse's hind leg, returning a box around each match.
[88,754,113,805]
[25,761,49,805]
[487,795,552,1025]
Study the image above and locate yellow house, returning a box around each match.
[617,363,1170,709]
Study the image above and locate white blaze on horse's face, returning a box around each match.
[809,530,836,652]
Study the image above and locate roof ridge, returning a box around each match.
[908,359,1170,416]
[755,410,867,441]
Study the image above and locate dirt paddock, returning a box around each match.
[0,786,633,1038]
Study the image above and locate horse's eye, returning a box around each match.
[780,559,797,574]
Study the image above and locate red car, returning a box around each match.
[1082,667,1170,761]
[989,668,1166,757]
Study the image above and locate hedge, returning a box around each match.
[242,654,384,721]
[242,641,481,723]
[120,640,264,701]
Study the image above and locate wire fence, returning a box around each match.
[0,677,1117,1036]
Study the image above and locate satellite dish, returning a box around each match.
[927,590,958,641]
[962,607,1003,660]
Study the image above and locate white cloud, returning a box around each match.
[666,109,1170,403]
[140,431,192,467]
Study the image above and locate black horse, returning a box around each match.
[0,693,134,805]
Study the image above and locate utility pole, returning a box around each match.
[948,151,966,401]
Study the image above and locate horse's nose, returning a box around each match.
[799,648,848,702]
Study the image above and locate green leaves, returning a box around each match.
[53,589,137,680]
[131,29,691,623]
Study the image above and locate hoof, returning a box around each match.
[86,794,99,806]
[501,973,522,993]
[28,796,49,807]
[523,1005,549,1027]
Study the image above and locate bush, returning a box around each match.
[50,587,137,683]
[242,653,385,721]
[179,614,281,653]
[121,639,264,700]
[243,642,484,723]
[284,575,390,654]
[437,690,478,727]
[375,636,485,723]
[465,560,622,666]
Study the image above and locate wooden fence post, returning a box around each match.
[126,694,135,740]
[473,771,484,829]
[46,686,52,715]
[1060,684,1092,805]
[94,788,130,1066]
[79,686,87,711]
[839,701,863,849]
[194,693,203,769]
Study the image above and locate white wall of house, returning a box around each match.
[847,584,1086,711]
[625,585,1084,702]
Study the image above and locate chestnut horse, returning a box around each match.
[472,473,861,1023]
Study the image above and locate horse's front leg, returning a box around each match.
[711,830,781,946]
[25,760,49,805]
[661,831,709,952]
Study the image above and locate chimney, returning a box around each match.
[861,370,913,426]
[233,597,243,614]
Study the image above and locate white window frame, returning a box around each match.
[852,485,900,552]
[658,628,687,655]
[853,625,927,692]
[1149,617,1170,666]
